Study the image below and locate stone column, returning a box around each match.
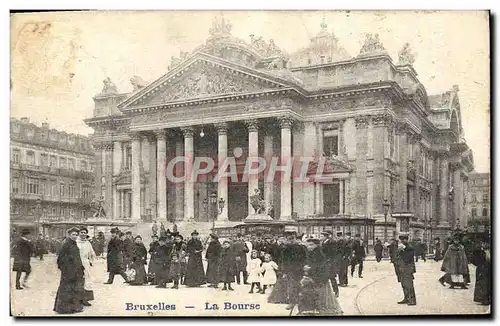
[344,179,350,215]
[130,133,142,221]
[175,140,184,220]
[245,119,259,215]
[155,130,168,220]
[453,165,461,228]
[315,182,322,214]
[112,141,122,219]
[119,191,124,219]
[279,116,293,220]
[397,124,408,211]
[216,122,229,221]
[439,154,449,226]
[412,135,422,218]
[264,134,274,213]
[339,180,344,215]
[148,135,157,220]
[181,127,194,221]
[104,143,113,218]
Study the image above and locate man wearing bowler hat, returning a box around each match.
[350,234,366,278]
[320,230,340,297]
[339,232,352,286]
[12,229,34,290]
[396,233,417,305]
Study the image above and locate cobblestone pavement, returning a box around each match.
[10,255,488,317]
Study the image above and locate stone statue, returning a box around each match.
[100,77,118,95]
[209,13,232,37]
[398,42,416,66]
[359,33,386,55]
[130,76,148,92]
[91,195,107,218]
[250,188,267,214]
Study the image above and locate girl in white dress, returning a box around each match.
[247,250,262,293]
[259,253,279,294]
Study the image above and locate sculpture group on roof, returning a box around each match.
[398,42,416,66]
[249,35,286,58]
[168,51,190,71]
[359,33,386,55]
[208,13,232,37]
[100,77,118,95]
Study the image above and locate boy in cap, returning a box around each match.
[12,229,34,289]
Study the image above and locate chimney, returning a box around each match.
[20,117,29,124]
[42,122,49,129]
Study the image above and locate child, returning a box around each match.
[219,240,236,291]
[259,254,278,294]
[169,253,181,289]
[248,250,262,293]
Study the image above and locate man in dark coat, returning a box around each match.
[389,238,401,282]
[104,228,128,284]
[155,236,173,288]
[338,233,352,286]
[350,234,365,278]
[205,234,222,288]
[374,238,384,263]
[320,231,339,297]
[232,233,250,285]
[172,233,187,284]
[53,227,85,314]
[396,233,416,306]
[439,235,469,289]
[148,235,160,284]
[269,231,307,310]
[184,230,206,287]
[219,240,236,291]
[12,229,34,290]
[433,238,443,261]
[34,233,47,261]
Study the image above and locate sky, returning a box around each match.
[10,10,490,172]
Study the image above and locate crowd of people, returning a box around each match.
[11,224,491,315]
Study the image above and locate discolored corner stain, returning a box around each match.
[12,20,82,97]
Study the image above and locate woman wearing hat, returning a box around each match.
[128,235,148,285]
[184,230,206,287]
[205,234,222,288]
[76,226,96,304]
[54,227,85,314]
[440,235,469,289]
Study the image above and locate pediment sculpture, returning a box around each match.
[359,33,387,55]
[398,42,416,66]
[249,35,286,58]
[99,77,118,95]
[130,76,148,92]
[160,68,266,102]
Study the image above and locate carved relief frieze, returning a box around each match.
[355,116,371,129]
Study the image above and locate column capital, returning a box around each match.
[278,115,294,129]
[408,133,422,144]
[355,115,370,129]
[153,129,167,141]
[245,119,259,132]
[372,113,394,127]
[215,122,228,135]
[95,142,114,151]
[129,132,142,141]
[180,127,195,138]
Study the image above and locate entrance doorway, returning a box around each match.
[228,183,248,221]
[323,183,340,215]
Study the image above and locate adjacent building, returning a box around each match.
[85,15,474,246]
[466,172,491,231]
[10,117,95,236]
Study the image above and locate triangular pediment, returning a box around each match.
[119,53,297,109]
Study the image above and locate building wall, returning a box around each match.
[467,172,490,223]
[10,118,95,232]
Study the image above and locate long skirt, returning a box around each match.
[206,259,220,284]
[53,276,84,314]
[474,267,491,305]
[268,273,300,304]
[297,281,343,316]
[129,261,147,285]
[184,255,206,287]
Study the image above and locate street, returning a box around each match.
[11,255,489,316]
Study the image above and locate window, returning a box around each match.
[26,151,35,166]
[68,184,75,198]
[472,195,477,202]
[11,178,19,194]
[323,129,339,157]
[40,153,48,167]
[59,157,67,169]
[51,182,57,197]
[68,158,75,170]
[389,128,395,158]
[482,194,488,202]
[49,155,57,167]
[472,179,476,185]
[51,207,56,216]
[60,184,66,197]
[81,185,91,199]
[482,207,488,217]
[323,183,340,215]
[80,160,87,171]
[419,153,424,175]
[26,177,39,194]
[12,149,20,163]
[69,209,75,218]
[483,179,488,185]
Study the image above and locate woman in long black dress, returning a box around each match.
[205,234,222,288]
[471,240,491,306]
[53,227,85,314]
[129,236,148,286]
[184,230,206,287]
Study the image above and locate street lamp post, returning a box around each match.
[203,198,208,226]
[209,192,217,230]
[382,199,390,244]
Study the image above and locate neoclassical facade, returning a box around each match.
[85,15,474,242]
